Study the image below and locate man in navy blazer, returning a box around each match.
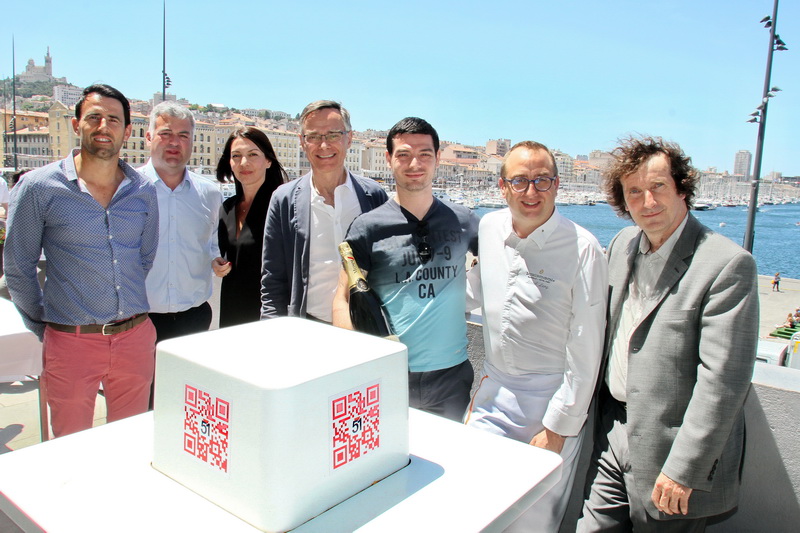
[261,101,387,321]
[578,137,758,531]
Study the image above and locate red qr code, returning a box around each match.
[183,385,230,473]
[331,382,381,469]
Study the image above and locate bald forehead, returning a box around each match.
[504,147,556,176]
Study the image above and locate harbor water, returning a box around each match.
[473,203,800,280]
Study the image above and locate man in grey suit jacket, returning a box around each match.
[578,136,758,531]
[261,101,388,321]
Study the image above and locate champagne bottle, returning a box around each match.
[338,242,393,337]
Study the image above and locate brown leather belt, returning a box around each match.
[47,313,149,336]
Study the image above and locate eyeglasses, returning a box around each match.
[415,221,433,264]
[302,130,347,144]
[502,176,557,193]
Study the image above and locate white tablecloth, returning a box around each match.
[0,298,42,377]
[0,410,563,532]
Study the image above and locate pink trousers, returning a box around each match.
[42,319,156,437]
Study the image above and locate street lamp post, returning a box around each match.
[742,0,788,253]
[161,0,172,103]
[10,36,19,172]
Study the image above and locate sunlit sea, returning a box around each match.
[473,203,800,280]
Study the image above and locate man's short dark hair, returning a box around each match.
[75,84,131,127]
[386,117,439,154]
[604,136,698,219]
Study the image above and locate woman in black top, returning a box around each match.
[216,127,286,327]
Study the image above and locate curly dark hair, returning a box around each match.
[603,136,698,219]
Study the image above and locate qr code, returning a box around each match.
[331,382,381,469]
[183,385,230,473]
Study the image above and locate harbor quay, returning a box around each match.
[1,275,799,531]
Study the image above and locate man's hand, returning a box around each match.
[529,428,565,454]
[651,472,693,515]
[211,257,231,277]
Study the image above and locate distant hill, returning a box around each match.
[0,78,78,100]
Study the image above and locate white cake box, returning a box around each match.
[152,317,409,532]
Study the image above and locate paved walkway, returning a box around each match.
[1,275,798,455]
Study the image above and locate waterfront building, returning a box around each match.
[2,126,52,168]
[53,85,83,107]
[263,128,301,178]
[129,100,153,115]
[47,102,76,161]
[189,121,216,173]
[553,149,575,182]
[121,113,149,167]
[361,141,392,183]
[441,144,481,166]
[463,166,494,188]
[486,138,511,157]
[765,171,782,182]
[269,110,292,120]
[480,154,503,176]
[1,109,50,167]
[589,149,614,170]
[0,109,49,133]
[573,159,602,186]
[734,150,753,181]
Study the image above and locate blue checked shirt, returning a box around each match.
[4,149,159,340]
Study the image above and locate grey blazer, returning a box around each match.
[260,171,388,319]
[606,213,758,520]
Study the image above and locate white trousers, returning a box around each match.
[465,365,585,533]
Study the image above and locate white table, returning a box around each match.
[0,410,562,532]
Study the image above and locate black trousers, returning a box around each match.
[149,301,213,343]
[149,301,213,409]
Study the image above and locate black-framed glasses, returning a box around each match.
[415,221,433,264]
[302,130,347,144]
[502,176,557,193]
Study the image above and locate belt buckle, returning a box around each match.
[101,322,115,336]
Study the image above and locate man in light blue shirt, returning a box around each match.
[140,102,225,344]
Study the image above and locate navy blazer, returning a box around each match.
[260,171,388,319]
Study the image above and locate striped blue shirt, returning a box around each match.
[4,149,159,339]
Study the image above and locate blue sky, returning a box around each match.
[4,1,799,175]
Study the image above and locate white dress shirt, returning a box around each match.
[306,174,361,322]
[467,208,608,436]
[606,214,689,403]
[140,160,222,313]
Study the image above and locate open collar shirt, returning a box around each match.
[306,172,360,322]
[4,149,159,339]
[606,213,689,403]
[467,208,608,436]
[139,160,222,313]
